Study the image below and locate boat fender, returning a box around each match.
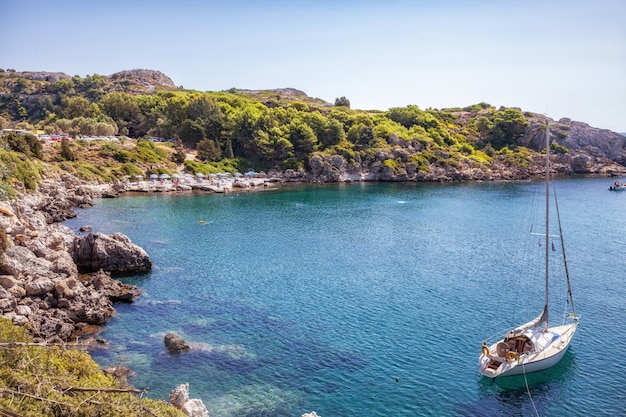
[481,346,489,356]
[506,351,519,362]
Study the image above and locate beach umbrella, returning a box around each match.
[135,175,144,179]
[234,172,243,178]
[159,173,170,179]
[172,173,180,178]
[196,172,205,178]
[149,174,158,179]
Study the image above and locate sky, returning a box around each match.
[1,0,625,131]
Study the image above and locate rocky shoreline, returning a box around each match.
[0,175,150,343]
[1,152,622,342]
[0,173,320,416]
[1,162,622,417]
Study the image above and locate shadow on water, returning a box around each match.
[458,350,576,417]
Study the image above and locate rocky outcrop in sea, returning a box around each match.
[169,383,210,417]
[0,175,147,342]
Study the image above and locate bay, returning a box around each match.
[64,177,626,417]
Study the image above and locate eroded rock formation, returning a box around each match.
[0,176,146,342]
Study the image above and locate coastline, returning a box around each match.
[0,175,148,343]
[0,167,620,416]
[0,163,621,343]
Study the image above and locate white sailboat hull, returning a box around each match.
[478,322,578,378]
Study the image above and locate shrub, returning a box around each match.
[382,158,398,171]
[133,139,168,163]
[60,138,76,161]
[112,162,144,178]
[0,318,185,417]
[551,142,569,154]
[0,149,43,191]
[113,150,133,163]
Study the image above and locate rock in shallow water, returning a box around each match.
[164,332,190,353]
[169,383,209,417]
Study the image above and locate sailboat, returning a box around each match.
[478,123,580,378]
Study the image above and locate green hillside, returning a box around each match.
[0,68,581,192]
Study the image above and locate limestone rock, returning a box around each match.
[110,69,177,91]
[0,287,16,312]
[0,275,17,289]
[164,332,190,353]
[29,310,75,342]
[169,383,189,409]
[71,232,152,274]
[169,383,209,417]
[183,399,210,417]
[38,197,77,223]
[0,175,145,342]
[89,269,141,302]
[1,245,54,277]
[48,250,79,278]
[103,365,136,386]
[24,278,55,296]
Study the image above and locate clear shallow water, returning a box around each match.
[64,178,626,417]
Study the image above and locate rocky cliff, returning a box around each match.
[519,116,626,166]
[2,68,176,93]
[294,115,626,184]
[108,69,177,91]
[0,176,148,342]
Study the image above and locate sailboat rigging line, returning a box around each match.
[522,362,541,417]
[551,180,576,317]
[544,123,550,330]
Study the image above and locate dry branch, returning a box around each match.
[61,386,148,394]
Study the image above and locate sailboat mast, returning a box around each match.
[544,122,550,330]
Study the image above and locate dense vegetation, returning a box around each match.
[0,317,184,417]
[0,69,538,178]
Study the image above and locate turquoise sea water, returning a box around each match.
[64,177,626,417]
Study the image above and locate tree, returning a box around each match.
[476,108,529,149]
[288,119,318,160]
[196,139,222,162]
[99,92,144,137]
[60,138,76,161]
[347,123,375,147]
[4,132,31,155]
[179,119,205,146]
[61,96,94,119]
[24,133,43,159]
[186,94,224,141]
[386,105,438,130]
[321,118,345,147]
[229,108,262,158]
[171,139,186,164]
[254,127,293,167]
[334,96,351,108]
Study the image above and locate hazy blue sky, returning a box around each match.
[2,0,625,131]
